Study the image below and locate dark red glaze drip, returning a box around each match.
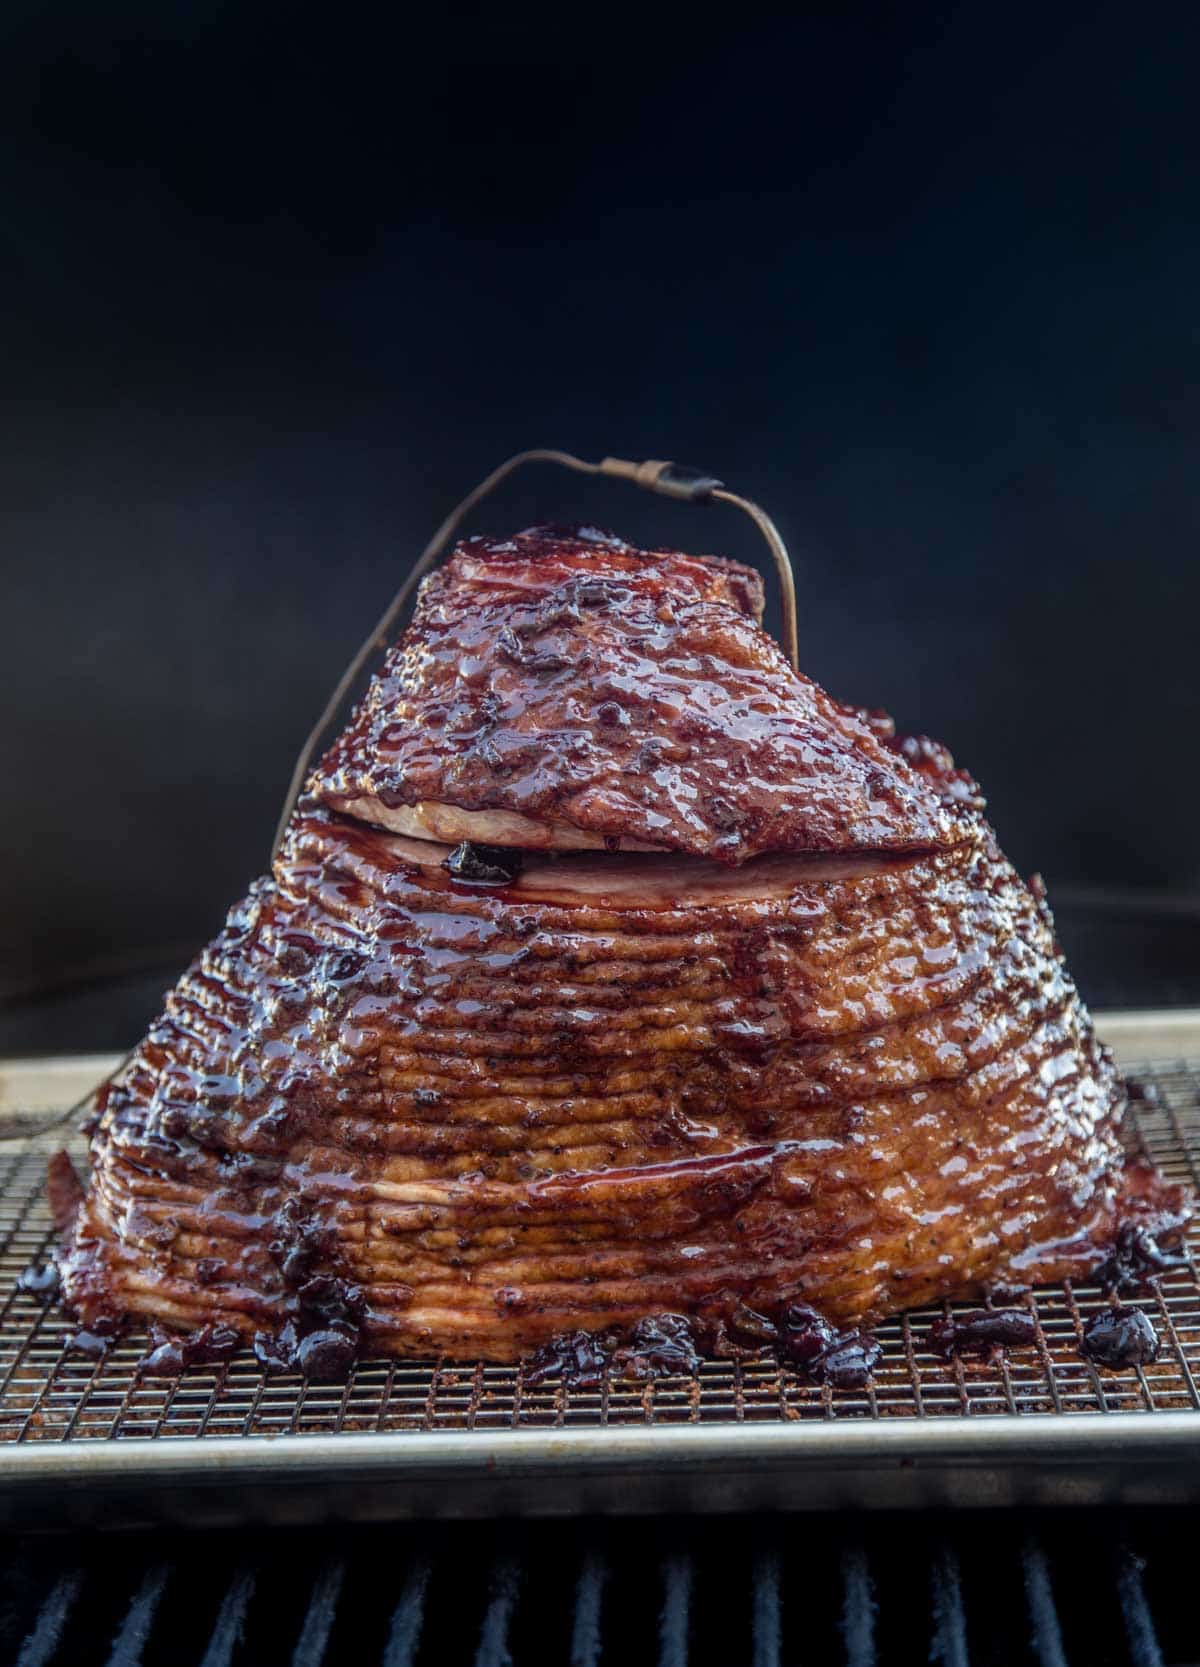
[776,1301,838,1365]
[525,1316,708,1389]
[65,1316,119,1359]
[16,1263,61,1303]
[1080,1306,1160,1369]
[252,1319,359,1380]
[1089,1179,1192,1289]
[525,1329,614,1388]
[611,1313,702,1379]
[524,1303,882,1391]
[928,1308,1038,1359]
[808,1332,882,1390]
[141,1321,241,1376]
[775,1303,881,1387]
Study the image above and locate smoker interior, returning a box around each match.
[0,1509,1191,1666]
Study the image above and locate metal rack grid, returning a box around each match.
[2,1056,1199,1448]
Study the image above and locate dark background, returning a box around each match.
[3,1,1199,1046]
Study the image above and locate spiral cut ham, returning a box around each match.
[57,526,1188,1367]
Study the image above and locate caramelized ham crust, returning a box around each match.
[58,524,1185,1366]
[61,809,1164,1360]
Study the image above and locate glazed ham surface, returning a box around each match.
[57,526,1185,1365]
[314,528,973,863]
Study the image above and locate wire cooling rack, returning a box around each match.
[2,1059,1200,1443]
[1,1029,1199,1523]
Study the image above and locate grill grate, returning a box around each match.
[0,1511,1193,1666]
[3,1058,1200,1446]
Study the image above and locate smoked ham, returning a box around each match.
[56,526,1186,1369]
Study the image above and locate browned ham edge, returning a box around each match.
[328,796,670,854]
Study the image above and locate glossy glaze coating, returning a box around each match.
[311,526,974,865]
[56,527,1187,1369]
[59,805,1179,1362]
